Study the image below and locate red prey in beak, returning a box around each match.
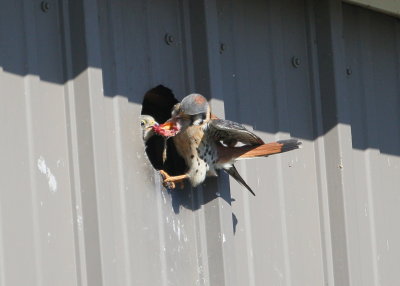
[152,119,180,137]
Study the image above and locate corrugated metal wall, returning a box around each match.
[343,5,400,286]
[0,0,399,285]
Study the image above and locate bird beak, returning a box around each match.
[160,121,175,129]
[149,121,158,129]
[153,120,180,137]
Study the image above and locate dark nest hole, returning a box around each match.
[141,85,187,176]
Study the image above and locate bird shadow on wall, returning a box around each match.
[141,85,237,222]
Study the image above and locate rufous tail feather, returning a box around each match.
[218,139,301,163]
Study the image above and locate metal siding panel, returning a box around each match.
[188,1,239,286]
[0,1,80,285]
[0,3,39,284]
[343,4,400,286]
[313,1,358,285]
[217,0,325,285]
[2,0,400,285]
[344,0,400,18]
[95,1,213,285]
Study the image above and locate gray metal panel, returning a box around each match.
[94,1,216,285]
[1,0,400,286]
[217,0,326,285]
[313,1,355,285]
[0,1,79,285]
[343,4,400,286]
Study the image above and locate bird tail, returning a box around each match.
[224,165,256,196]
[218,139,301,161]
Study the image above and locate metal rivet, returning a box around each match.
[41,1,50,12]
[219,43,226,54]
[164,33,175,45]
[346,67,352,75]
[291,56,301,68]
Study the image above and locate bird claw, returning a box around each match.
[159,170,186,190]
[164,181,176,189]
[159,170,175,189]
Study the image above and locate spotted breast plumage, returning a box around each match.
[154,93,302,195]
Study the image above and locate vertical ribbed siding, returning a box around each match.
[217,0,325,285]
[0,1,80,285]
[0,1,400,286]
[343,4,400,286]
[95,0,213,285]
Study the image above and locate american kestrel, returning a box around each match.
[140,115,186,189]
[140,115,167,163]
[140,115,157,141]
[154,94,301,195]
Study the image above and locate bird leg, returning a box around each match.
[159,170,187,189]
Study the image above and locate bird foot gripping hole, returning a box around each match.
[159,170,186,189]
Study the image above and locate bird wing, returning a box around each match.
[224,165,256,196]
[207,119,264,146]
[216,139,301,163]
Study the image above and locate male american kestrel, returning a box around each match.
[154,94,301,195]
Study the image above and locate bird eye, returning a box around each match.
[140,120,145,126]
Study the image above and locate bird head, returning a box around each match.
[156,94,210,136]
[139,115,158,141]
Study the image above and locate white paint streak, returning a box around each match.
[177,224,181,241]
[56,159,65,168]
[222,233,226,243]
[172,220,176,233]
[37,156,58,192]
[77,215,83,231]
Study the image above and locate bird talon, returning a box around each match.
[159,170,175,189]
[159,170,171,181]
[163,177,174,183]
[163,181,176,189]
[159,170,188,189]
[162,178,184,190]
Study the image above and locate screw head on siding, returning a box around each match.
[164,33,175,45]
[346,67,352,75]
[291,56,301,68]
[41,1,50,12]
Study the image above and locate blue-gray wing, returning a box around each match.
[207,119,264,146]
